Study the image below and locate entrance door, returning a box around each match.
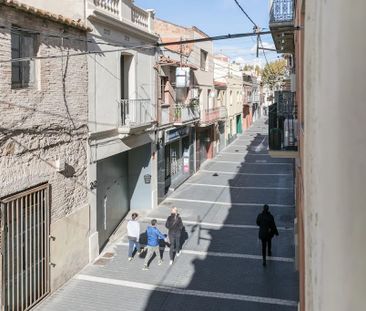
[218,122,225,151]
[1,184,50,311]
[236,115,243,134]
[199,130,209,165]
[97,153,129,251]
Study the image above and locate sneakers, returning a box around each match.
[169,260,173,265]
[142,265,149,270]
[176,251,181,257]
[157,259,163,265]
[128,257,132,261]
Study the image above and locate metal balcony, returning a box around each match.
[219,106,228,119]
[200,107,220,126]
[268,91,298,158]
[270,0,294,24]
[119,99,155,134]
[173,104,200,125]
[269,0,295,53]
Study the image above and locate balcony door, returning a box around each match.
[121,54,132,100]
[120,55,133,124]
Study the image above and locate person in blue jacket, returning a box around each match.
[143,219,167,270]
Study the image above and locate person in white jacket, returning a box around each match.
[127,213,141,261]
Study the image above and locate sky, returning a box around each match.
[134,0,280,67]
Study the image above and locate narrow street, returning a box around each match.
[35,119,298,311]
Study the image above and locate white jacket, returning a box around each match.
[127,220,140,239]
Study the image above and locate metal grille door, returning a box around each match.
[1,184,50,311]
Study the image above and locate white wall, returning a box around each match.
[304,1,366,310]
[87,19,156,137]
[20,0,85,21]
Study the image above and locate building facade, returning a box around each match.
[269,0,366,310]
[154,19,219,188]
[0,1,90,308]
[85,0,159,259]
[214,55,243,146]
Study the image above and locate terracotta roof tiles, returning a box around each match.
[0,0,91,32]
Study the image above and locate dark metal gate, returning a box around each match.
[0,184,50,311]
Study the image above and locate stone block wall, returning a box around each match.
[0,5,89,222]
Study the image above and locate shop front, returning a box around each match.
[157,126,195,202]
[218,121,226,152]
[243,104,252,130]
[236,114,243,134]
[196,125,214,170]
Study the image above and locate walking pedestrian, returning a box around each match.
[127,213,141,261]
[256,204,279,266]
[143,219,167,270]
[165,207,184,265]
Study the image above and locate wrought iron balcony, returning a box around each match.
[268,91,298,157]
[270,0,294,24]
[119,99,155,134]
[200,107,221,125]
[219,106,228,119]
[172,104,200,125]
[269,0,295,53]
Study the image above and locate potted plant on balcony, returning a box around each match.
[189,98,199,110]
[174,105,182,121]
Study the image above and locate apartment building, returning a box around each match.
[85,0,158,258]
[269,0,366,310]
[154,19,221,171]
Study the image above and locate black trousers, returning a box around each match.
[261,238,272,262]
[169,233,181,260]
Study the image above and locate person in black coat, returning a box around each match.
[256,204,279,266]
[165,207,183,265]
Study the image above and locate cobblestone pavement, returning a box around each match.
[35,119,299,311]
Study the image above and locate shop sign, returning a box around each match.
[165,127,189,144]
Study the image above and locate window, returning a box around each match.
[200,49,208,71]
[159,77,167,102]
[11,27,37,88]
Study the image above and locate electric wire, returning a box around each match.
[232,0,280,82]
[0,27,292,63]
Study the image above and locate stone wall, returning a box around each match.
[0,5,89,222]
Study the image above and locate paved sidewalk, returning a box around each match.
[35,119,299,311]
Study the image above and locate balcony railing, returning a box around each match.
[131,5,149,28]
[268,91,298,155]
[269,0,294,24]
[119,99,155,132]
[219,106,227,119]
[248,94,260,103]
[94,0,120,16]
[201,107,220,124]
[173,104,200,125]
[92,0,154,32]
